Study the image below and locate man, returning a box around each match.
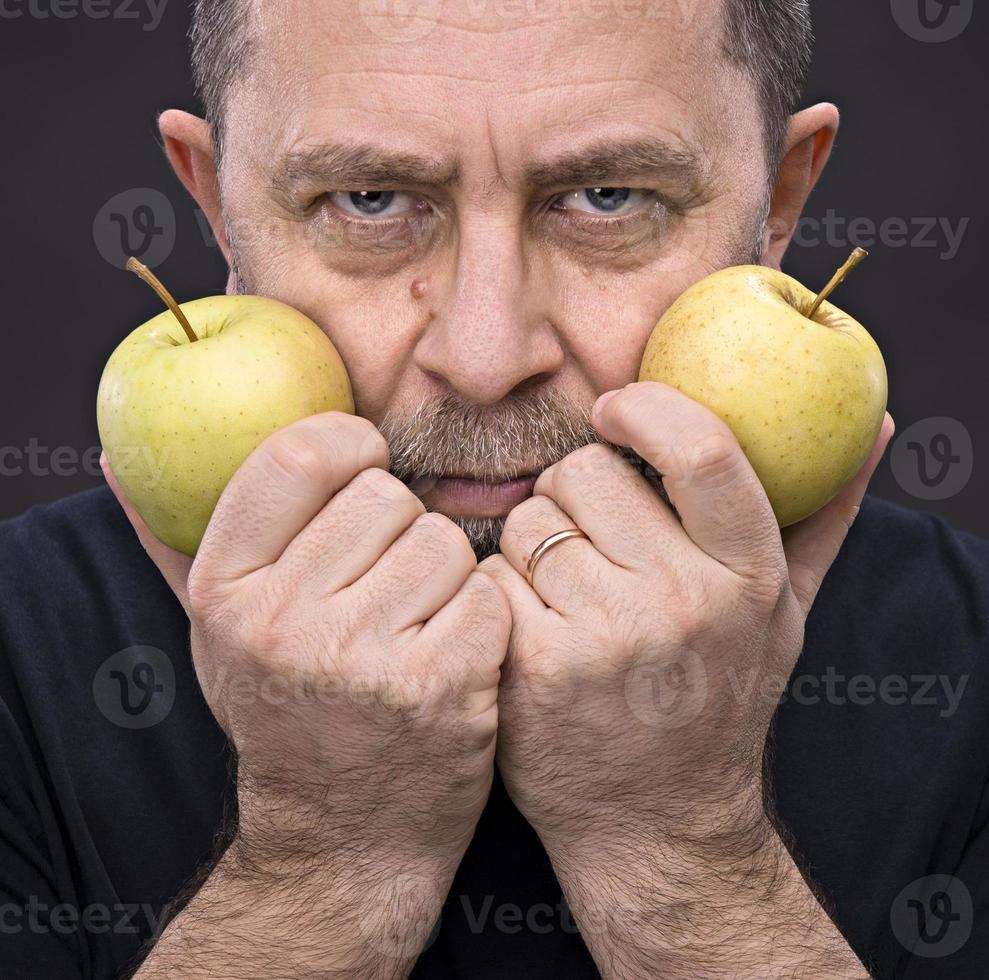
[0,0,985,977]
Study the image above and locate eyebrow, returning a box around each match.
[271,143,462,202]
[271,135,704,201]
[522,136,704,190]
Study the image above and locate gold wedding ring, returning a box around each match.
[525,528,589,588]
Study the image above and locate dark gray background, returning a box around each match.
[0,1,984,535]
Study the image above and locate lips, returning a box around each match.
[420,473,539,515]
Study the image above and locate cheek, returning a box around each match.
[539,257,684,393]
[234,236,425,419]
[534,208,744,394]
[313,280,425,421]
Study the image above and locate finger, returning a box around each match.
[352,512,479,632]
[197,412,389,584]
[498,493,608,615]
[270,467,426,597]
[476,552,548,626]
[476,553,556,692]
[101,452,193,613]
[783,412,895,617]
[418,568,511,711]
[532,442,682,571]
[593,382,781,578]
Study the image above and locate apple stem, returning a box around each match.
[806,247,869,321]
[126,256,199,343]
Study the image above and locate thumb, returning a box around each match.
[782,412,895,617]
[101,451,193,614]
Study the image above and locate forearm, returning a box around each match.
[133,835,444,980]
[547,808,868,979]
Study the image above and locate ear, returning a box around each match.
[158,109,234,274]
[761,103,839,269]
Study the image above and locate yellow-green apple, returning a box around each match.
[97,259,354,556]
[638,249,887,527]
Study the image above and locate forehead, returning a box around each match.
[230,0,753,182]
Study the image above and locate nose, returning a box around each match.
[413,218,565,405]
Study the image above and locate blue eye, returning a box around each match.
[555,187,649,215]
[330,190,416,217]
[585,187,630,211]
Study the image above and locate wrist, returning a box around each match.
[540,774,771,875]
[210,838,449,978]
[541,783,854,979]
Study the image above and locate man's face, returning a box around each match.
[216,0,770,556]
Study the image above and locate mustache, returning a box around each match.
[378,388,668,504]
[378,389,603,486]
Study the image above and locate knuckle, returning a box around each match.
[684,430,740,487]
[414,512,476,566]
[186,563,228,626]
[263,429,329,485]
[263,415,389,486]
[236,601,289,653]
[760,563,791,608]
[665,575,716,641]
[352,466,417,507]
[338,413,391,469]
[558,442,615,482]
[464,568,509,620]
[502,494,550,541]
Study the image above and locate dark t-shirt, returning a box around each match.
[0,486,986,978]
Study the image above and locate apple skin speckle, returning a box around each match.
[97,294,355,556]
[638,264,888,527]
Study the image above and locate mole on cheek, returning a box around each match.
[410,278,429,300]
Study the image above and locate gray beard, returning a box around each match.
[223,224,763,560]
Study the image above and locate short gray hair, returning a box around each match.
[190,0,812,182]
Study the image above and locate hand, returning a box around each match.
[104,412,510,973]
[479,382,892,976]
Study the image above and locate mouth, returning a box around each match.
[411,472,540,516]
